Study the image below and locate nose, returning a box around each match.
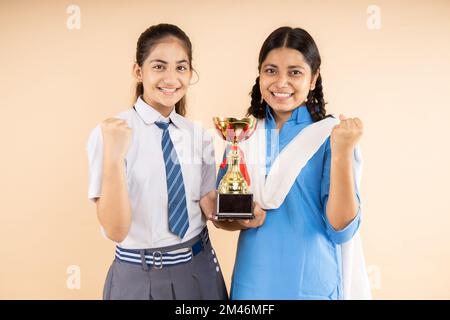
[162,68,179,86]
[274,73,289,88]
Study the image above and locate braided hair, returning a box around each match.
[247,27,329,122]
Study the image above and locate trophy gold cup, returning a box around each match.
[213,117,257,220]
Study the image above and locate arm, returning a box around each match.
[326,152,359,230]
[326,115,363,231]
[96,118,133,242]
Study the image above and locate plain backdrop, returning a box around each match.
[1,0,449,299]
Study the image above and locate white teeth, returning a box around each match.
[272,92,292,98]
[159,88,177,93]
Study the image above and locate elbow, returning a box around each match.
[109,234,127,243]
[96,201,132,243]
[326,214,352,232]
[329,219,351,232]
[326,206,359,231]
[325,211,361,245]
[98,212,131,243]
[104,226,130,243]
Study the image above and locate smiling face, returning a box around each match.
[133,36,192,116]
[259,47,318,119]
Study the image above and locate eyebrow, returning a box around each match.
[263,63,306,70]
[288,65,306,70]
[149,59,189,64]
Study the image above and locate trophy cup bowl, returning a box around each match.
[213,117,257,219]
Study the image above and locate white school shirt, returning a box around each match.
[86,96,216,249]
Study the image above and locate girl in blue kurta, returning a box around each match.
[214,27,365,300]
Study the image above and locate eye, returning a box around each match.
[177,65,189,72]
[291,70,303,76]
[153,64,165,70]
[264,68,276,74]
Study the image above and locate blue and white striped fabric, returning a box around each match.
[115,246,193,268]
[155,121,189,239]
[115,229,209,268]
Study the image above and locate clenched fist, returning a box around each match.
[330,114,363,157]
[101,118,132,162]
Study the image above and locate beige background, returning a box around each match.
[1,0,449,299]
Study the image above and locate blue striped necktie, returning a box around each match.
[155,121,189,238]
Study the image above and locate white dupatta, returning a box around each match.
[239,117,372,300]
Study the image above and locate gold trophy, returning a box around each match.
[213,117,257,219]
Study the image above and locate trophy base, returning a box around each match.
[216,193,254,220]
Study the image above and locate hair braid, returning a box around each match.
[247,76,266,118]
[306,74,328,122]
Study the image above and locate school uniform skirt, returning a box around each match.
[102,227,228,300]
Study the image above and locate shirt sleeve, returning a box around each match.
[86,124,103,203]
[200,130,217,198]
[320,137,362,245]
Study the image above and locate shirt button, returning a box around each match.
[216,266,220,272]
[213,258,217,264]
[211,249,215,255]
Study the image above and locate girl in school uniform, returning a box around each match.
[86,23,227,300]
[214,27,370,300]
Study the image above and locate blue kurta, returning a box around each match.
[217,105,361,300]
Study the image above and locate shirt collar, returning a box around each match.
[294,104,312,124]
[133,96,182,128]
[265,104,312,124]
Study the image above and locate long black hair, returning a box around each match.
[247,27,328,122]
[134,23,193,116]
